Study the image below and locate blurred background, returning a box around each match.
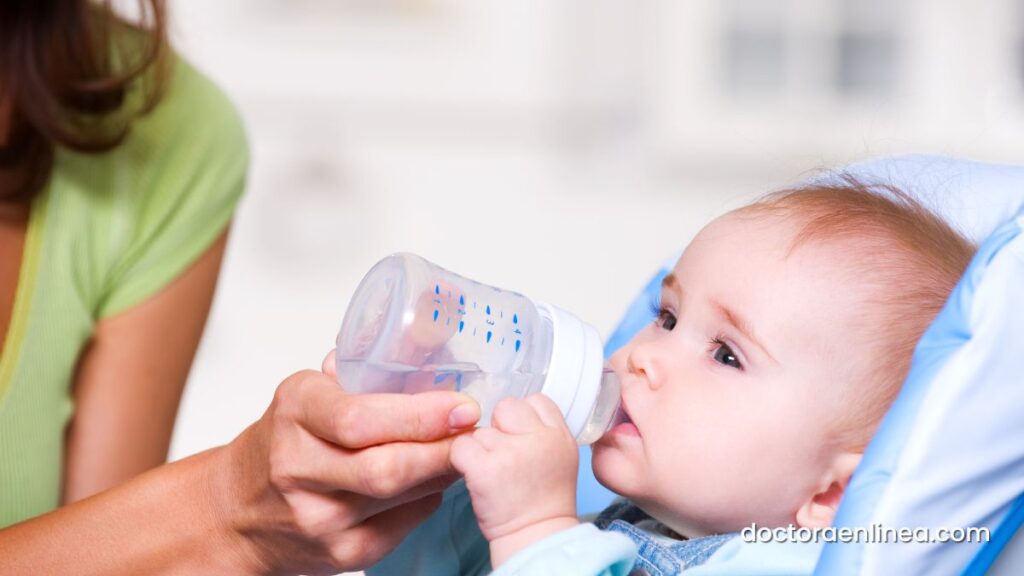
[165,0,1024,467]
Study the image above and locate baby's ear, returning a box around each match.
[795,452,862,529]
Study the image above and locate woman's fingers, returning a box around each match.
[321,349,337,380]
[288,371,480,448]
[291,434,460,499]
[327,493,445,570]
[331,471,461,527]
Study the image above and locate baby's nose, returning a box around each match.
[623,344,663,390]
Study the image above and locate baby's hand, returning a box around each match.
[450,394,580,566]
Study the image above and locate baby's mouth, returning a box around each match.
[620,407,634,425]
[604,399,640,439]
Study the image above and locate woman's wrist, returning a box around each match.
[205,421,295,575]
[134,446,265,575]
[199,440,269,575]
[489,516,580,568]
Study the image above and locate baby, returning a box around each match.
[369,178,975,574]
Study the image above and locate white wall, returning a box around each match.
[167,0,1024,464]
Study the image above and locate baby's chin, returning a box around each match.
[592,443,742,538]
[591,440,643,500]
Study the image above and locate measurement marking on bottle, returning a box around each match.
[501,337,505,346]
[435,284,440,295]
[433,310,439,322]
[486,305,491,315]
[458,320,465,333]
[486,331,492,343]
[513,314,518,324]
[460,295,465,306]
[515,340,521,352]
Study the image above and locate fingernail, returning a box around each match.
[449,402,480,428]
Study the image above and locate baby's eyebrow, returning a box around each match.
[711,300,777,364]
[661,273,680,292]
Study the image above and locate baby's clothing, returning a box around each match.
[593,498,737,574]
[368,481,737,575]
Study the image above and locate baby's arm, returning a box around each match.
[450,394,635,572]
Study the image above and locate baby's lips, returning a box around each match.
[609,403,629,426]
[599,401,635,441]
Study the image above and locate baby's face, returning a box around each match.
[593,210,873,536]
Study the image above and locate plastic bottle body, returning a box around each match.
[336,253,620,443]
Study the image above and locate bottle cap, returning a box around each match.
[536,302,608,439]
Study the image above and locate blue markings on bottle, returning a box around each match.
[433,310,439,322]
[515,340,521,352]
[500,311,504,319]
[435,284,440,295]
[460,295,465,305]
[501,337,505,346]
[433,370,465,391]
[513,313,518,324]
[458,320,465,333]
[486,331,492,343]
[486,305,491,315]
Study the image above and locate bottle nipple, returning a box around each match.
[574,366,622,445]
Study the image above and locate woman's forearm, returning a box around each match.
[63,231,230,505]
[0,447,258,576]
[0,369,481,575]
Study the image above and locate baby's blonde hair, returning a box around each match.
[741,175,975,449]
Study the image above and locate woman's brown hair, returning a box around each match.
[0,0,168,203]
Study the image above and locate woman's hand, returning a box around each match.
[450,394,580,567]
[0,351,477,576]
[217,352,481,575]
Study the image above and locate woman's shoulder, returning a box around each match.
[129,53,249,176]
[54,51,250,200]
[46,52,250,318]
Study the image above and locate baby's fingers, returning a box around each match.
[525,394,569,430]
[491,397,545,434]
[450,433,488,475]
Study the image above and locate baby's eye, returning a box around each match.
[655,308,677,331]
[712,338,742,369]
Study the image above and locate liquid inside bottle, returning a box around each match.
[335,253,621,444]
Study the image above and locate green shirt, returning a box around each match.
[0,55,248,527]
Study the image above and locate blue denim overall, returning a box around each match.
[594,499,738,575]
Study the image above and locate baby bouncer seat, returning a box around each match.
[577,155,1024,574]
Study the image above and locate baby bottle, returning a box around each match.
[335,253,621,444]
